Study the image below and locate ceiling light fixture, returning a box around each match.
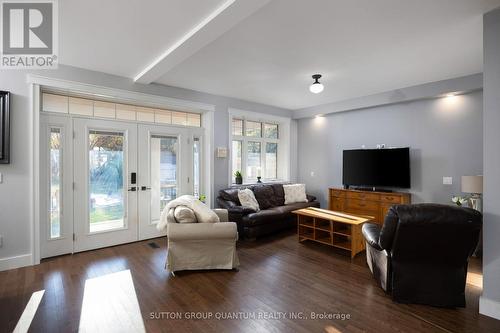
[309,74,324,94]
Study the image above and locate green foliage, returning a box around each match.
[234,170,242,178]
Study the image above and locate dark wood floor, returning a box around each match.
[0,231,499,333]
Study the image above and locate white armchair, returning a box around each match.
[166,209,240,273]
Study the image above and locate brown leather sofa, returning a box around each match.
[362,204,482,307]
[217,183,320,240]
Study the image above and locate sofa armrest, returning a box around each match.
[213,208,229,222]
[217,198,255,216]
[306,194,317,202]
[362,223,383,251]
[167,222,238,241]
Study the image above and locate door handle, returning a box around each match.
[128,186,137,192]
[141,186,151,191]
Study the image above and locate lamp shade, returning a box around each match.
[461,175,483,194]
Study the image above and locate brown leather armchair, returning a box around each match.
[362,204,482,307]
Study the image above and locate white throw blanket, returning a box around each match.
[157,195,220,231]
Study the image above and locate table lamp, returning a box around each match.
[461,175,483,211]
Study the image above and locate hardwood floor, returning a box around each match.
[0,231,498,333]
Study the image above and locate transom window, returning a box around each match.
[231,118,280,183]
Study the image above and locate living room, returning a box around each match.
[1,0,500,332]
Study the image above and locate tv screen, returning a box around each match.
[0,91,10,164]
[342,148,410,188]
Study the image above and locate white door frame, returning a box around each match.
[29,75,215,265]
[137,124,204,240]
[39,114,74,258]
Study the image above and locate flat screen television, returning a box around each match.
[0,91,10,164]
[342,148,410,189]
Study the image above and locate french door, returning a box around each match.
[40,115,204,258]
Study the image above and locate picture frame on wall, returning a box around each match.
[0,91,11,164]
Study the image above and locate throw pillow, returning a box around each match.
[283,184,308,204]
[174,206,197,223]
[253,185,275,209]
[238,188,260,212]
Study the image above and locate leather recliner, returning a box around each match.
[362,203,482,308]
[217,183,320,239]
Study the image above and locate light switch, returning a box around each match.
[443,177,453,185]
[310,171,315,177]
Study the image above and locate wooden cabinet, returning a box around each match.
[329,188,410,225]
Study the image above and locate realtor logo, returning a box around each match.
[1,0,58,68]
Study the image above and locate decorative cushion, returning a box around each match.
[174,206,197,223]
[219,188,241,204]
[283,184,308,205]
[253,185,275,209]
[238,188,260,212]
[270,184,286,206]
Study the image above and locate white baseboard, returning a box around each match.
[0,254,33,271]
[480,296,500,321]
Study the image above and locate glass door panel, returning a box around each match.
[73,118,138,253]
[49,128,62,238]
[150,135,177,221]
[88,131,125,233]
[138,124,203,240]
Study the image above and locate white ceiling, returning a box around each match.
[59,0,500,110]
[59,0,226,78]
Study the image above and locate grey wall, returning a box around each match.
[482,7,500,319]
[297,91,483,208]
[0,65,295,263]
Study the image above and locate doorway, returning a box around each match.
[40,114,203,258]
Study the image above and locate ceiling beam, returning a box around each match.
[134,0,271,84]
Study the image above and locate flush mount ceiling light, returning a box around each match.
[309,74,324,94]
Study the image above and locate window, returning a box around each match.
[193,137,201,198]
[231,118,281,183]
[247,142,261,179]
[245,121,262,137]
[88,131,125,233]
[150,136,177,219]
[264,123,278,139]
[232,119,243,136]
[49,128,62,238]
[265,142,277,179]
[232,140,242,177]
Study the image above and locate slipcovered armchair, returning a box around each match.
[166,209,240,273]
[362,204,482,307]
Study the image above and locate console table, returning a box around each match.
[293,207,373,258]
[329,188,411,225]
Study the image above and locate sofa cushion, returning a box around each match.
[253,185,275,209]
[238,189,260,212]
[242,207,284,227]
[270,184,285,206]
[274,201,321,215]
[219,188,241,205]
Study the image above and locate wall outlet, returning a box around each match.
[443,177,453,185]
[310,171,315,177]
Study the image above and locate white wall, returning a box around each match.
[297,91,483,208]
[0,65,295,269]
[481,6,500,321]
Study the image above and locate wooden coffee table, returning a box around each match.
[292,207,374,258]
